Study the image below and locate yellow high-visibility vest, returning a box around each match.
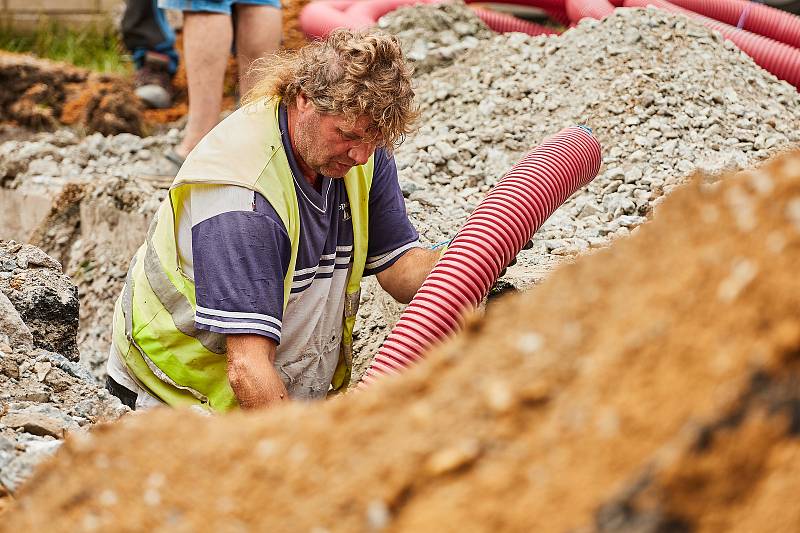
[111,97,373,412]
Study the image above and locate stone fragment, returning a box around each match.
[426,439,482,476]
[1,404,80,438]
[0,291,33,353]
[0,440,61,494]
[15,244,61,271]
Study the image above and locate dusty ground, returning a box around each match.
[2,150,799,531]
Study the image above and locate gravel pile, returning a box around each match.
[0,128,180,189]
[392,6,800,253]
[353,4,800,380]
[0,241,127,499]
[0,130,177,377]
[377,1,494,75]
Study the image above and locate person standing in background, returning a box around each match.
[121,0,179,109]
[156,0,282,172]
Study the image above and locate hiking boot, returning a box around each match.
[134,52,174,109]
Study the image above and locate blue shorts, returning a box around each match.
[159,0,280,13]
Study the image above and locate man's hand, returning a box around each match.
[226,334,288,409]
[376,247,440,304]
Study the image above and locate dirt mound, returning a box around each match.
[0,52,143,136]
[3,149,799,531]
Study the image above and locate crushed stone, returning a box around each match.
[377,1,495,75]
[353,4,800,381]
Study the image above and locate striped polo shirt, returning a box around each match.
[172,104,420,399]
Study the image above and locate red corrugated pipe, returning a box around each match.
[624,0,800,89]
[471,7,559,35]
[565,0,616,22]
[361,126,602,383]
[666,0,800,49]
[544,7,573,25]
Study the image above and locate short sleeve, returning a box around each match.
[364,149,420,275]
[191,203,291,344]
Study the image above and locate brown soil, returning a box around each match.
[0,51,143,136]
[1,1,310,133]
[2,149,800,530]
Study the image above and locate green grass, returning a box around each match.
[0,18,131,74]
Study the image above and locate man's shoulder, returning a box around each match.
[176,99,280,186]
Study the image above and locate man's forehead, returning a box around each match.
[329,114,375,134]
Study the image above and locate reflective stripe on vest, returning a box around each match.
[111,97,373,411]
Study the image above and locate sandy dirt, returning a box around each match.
[2,150,799,531]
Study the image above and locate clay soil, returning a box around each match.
[2,150,800,531]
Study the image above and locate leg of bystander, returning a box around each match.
[175,12,233,159]
[233,4,282,97]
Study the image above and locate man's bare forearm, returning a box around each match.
[376,247,440,304]
[226,334,288,409]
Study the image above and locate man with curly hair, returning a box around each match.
[105,29,443,412]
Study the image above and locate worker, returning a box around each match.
[105,29,525,412]
[104,29,430,411]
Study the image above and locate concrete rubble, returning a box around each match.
[0,241,127,502]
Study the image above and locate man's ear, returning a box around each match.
[296,92,311,112]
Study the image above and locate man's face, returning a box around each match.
[292,94,382,178]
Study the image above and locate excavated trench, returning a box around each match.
[2,3,800,515]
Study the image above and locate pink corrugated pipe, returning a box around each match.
[360,126,602,383]
[625,0,800,89]
[666,0,800,49]
[471,7,559,35]
[544,7,573,25]
[565,0,616,22]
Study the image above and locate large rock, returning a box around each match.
[1,404,81,439]
[0,241,79,360]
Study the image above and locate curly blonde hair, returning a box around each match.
[243,29,419,151]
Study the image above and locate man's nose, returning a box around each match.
[348,143,372,165]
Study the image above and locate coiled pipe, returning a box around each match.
[625,0,800,89]
[565,0,616,23]
[666,0,800,50]
[471,7,559,35]
[361,126,602,384]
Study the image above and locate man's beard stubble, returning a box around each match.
[294,112,346,178]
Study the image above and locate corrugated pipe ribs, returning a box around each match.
[362,126,603,384]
